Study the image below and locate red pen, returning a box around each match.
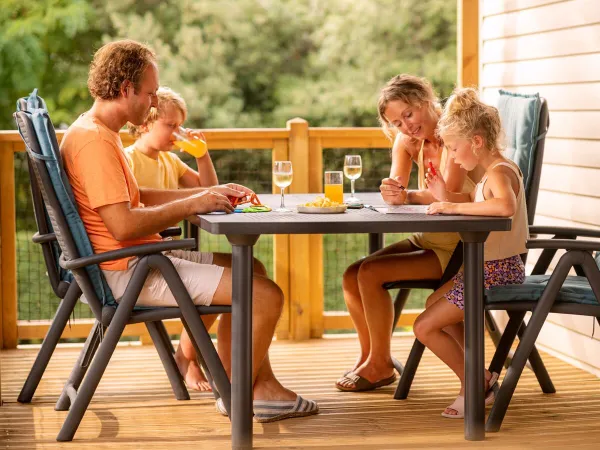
[428,161,437,176]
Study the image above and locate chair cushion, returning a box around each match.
[497,90,541,196]
[486,275,599,306]
[16,90,116,307]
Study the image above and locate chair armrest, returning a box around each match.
[526,238,600,252]
[60,238,196,270]
[529,225,600,239]
[159,226,182,238]
[32,231,57,244]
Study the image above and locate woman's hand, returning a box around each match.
[425,167,448,202]
[379,176,407,205]
[427,202,458,215]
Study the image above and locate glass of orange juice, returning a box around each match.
[324,171,344,204]
[172,127,207,158]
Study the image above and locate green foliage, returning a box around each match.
[2,0,456,129]
[0,0,111,129]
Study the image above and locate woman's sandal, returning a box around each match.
[336,357,403,392]
[441,372,499,419]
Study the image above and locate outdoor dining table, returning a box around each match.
[198,192,511,449]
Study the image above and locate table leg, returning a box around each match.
[227,234,259,450]
[460,231,489,441]
[369,232,384,254]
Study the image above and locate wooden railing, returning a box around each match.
[0,120,421,349]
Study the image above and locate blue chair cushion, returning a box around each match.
[486,275,600,306]
[497,90,542,197]
[17,90,116,307]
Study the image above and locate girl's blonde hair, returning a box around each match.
[377,74,440,139]
[437,87,503,152]
[128,86,188,138]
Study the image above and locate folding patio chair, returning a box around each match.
[484,226,600,431]
[16,94,183,405]
[384,93,555,399]
[14,91,232,442]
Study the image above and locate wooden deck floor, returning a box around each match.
[1,335,600,449]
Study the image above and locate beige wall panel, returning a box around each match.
[482,23,600,63]
[543,138,600,168]
[483,83,600,111]
[482,0,567,17]
[481,54,600,87]
[539,165,600,198]
[482,0,600,40]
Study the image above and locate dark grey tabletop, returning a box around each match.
[198,193,511,235]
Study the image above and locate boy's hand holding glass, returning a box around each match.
[173,127,208,158]
[379,176,407,205]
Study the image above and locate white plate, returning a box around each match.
[297,205,347,214]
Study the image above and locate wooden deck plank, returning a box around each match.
[1,335,599,449]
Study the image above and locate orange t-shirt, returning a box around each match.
[61,113,161,270]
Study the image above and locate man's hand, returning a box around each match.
[380,176,407,205]
[211,183,254,200]
[188,190,235,215]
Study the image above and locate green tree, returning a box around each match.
[0,0,110,129]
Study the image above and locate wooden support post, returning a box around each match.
[458,0,480,88]
[0,143,17,349]
[308,137,324,338]
[287,119,311,340]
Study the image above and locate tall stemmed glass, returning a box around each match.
[273,161,293,212]
[344,154,362,203]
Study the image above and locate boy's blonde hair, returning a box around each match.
[437,87,503,152]
[377,74,440,139]
[128,87,188,138]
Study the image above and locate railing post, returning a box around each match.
[308,137,324,338]
[272,138,290,340]
[458,0,479,88]
[0,142,18,349]
[287,118,311,340]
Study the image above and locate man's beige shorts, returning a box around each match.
[102,250,225,307]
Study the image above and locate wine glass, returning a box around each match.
[273,161,293,212]
[344,154,362,203]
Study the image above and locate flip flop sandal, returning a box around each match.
[340,356,403,379]
[215,398,229,416]
[335,372,397,392]
[253,396,319,423]
[441,372,500,419]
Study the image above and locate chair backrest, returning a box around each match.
[496,91,549,226]
[18,96,73,299]
[523,97,548,226]
[13,90,116,320]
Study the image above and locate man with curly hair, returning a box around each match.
[60,39,318,422]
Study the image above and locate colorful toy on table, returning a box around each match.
[228,193,272,213]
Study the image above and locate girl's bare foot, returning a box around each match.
[175,351,212,392]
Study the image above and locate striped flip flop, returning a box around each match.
[253,396,319,423]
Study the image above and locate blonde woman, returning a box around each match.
[337,75,477,392]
